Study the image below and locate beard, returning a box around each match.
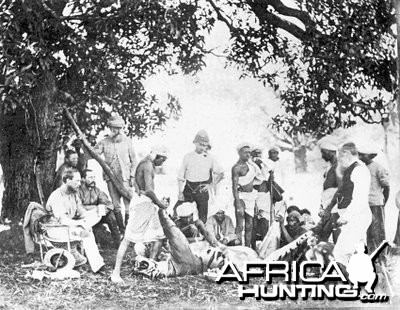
[87,181,96,187]
[67,184,78,193]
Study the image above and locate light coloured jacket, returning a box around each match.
[94,134,137,182]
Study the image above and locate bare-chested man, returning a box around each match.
[111,146,168,283]
[232,143,261,248]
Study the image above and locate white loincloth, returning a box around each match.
[125,194,165,243]
[239,190,258,217]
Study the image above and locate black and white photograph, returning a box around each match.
[0,0,400,309]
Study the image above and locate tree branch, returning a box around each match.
[262,0,312,27]
[247,0,307,40]
[206,0,239,34]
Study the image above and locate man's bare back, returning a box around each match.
[135,158,155,191]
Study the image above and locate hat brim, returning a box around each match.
[108,122,124,128]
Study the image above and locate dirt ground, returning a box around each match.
[1,225,399,310]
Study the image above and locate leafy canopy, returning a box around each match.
[0,0,210,142]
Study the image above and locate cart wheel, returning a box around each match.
[44,248,75,271]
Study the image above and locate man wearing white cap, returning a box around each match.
[94,115,138,236]
[177,130,224,223]
[174,202,216,245]
[232,143,261,248]
[313,140,342,243]
[266,146,285,187]
[111,146,168,283]
[333,142,372,266]
[206,205,239,246]
[358,143,390,255]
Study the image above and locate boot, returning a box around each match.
[114,210,125,235]
[105,212,121,248]
[70,245,87,267]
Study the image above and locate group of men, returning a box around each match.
[315,141,390,266]
[42,114,397,283]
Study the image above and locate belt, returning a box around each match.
[185,180,210,194]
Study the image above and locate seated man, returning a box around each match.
[46,169,105,273]
[174,202,216,245]
[112,193,226,283]
[78,169,120,248]
[276,210,308,248]
[206,206,240,246]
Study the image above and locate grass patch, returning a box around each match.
[0,226,398,309]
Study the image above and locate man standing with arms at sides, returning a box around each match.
[333,142,372,267]
[358,144,390,254]
[111,146,168,283]
[177,130,224,223]
[251,146,272,243]
[232,143,261,248]
[313,141,342,243]
[53,150,79,190]
[94,115,138,237]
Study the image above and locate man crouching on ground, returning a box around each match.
[111,146,168,283]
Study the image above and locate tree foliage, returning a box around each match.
[0,0,210,142]
[0,0,210,219]
[202,0,396,136]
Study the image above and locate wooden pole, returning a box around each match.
[63,107,132,200]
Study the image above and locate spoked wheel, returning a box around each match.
[44,248,76,271]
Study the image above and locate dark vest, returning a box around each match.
[337,161,359,209]
[323,161,339,190]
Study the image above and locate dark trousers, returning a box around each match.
[367,205,385,253]
[183,182,209,223]
[93,211,120,248]
[312,212,340,243]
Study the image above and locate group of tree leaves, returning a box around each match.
[1,0,396,141]
[203,0,396,137]
[0,0,210,144]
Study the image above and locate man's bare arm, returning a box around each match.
[231,165,240,201]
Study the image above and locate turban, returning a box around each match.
[250,144,262,152]
[357,142,378,155]
[236,142,251,153]
[319,141,338,152]
[176,202,195,217]
[107,115,125,128]
[193,130,211,146]
[287,211,303,223]
[269,146,280,153]
[151,145,168,158]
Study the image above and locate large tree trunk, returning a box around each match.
[0,73,60,222]
[0,106,37,220]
